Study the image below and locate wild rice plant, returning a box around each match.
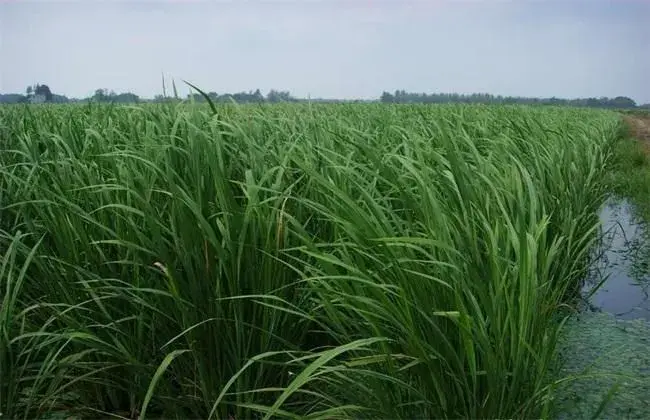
[0,101,619,418]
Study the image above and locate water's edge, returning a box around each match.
[554,198,650,419]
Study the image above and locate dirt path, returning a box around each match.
[624,114,650,146]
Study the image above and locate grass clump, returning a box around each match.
[0,102,619,418]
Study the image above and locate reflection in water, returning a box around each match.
[583,199,650,320]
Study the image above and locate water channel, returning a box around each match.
[555,199,650,419]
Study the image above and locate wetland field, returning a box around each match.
[1,101,646,419]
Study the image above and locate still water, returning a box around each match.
[583,199,650,320]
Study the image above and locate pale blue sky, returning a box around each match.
[1,0,649,103]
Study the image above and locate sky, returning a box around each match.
[1,0,649,103]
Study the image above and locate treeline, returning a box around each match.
[185,89,296,103]
[0,85,302,105]
[380,90,650,109]
[0,86,369,105]
[2,83,649,110]
[184,90,371,104]
[0,93,71,104]
[0,84,71,104]
[0,86,139,105]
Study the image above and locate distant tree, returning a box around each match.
[610,96,636,109]
[91,89,139,103]
[113,92,139,103]
[267,89,295,103]
[187,93,206,102]
[0,94,28,104]
[380,91,394,103]
[51,94,70,103]
[252,89,264,102]
[34,84,53,102]
[93,89,108,102]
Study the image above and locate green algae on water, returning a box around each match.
[554,311,650,419]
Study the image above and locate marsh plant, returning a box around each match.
[0,101,619,419]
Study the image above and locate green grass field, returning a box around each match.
[0,102,621,419]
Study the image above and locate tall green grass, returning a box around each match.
[0,102,619,418]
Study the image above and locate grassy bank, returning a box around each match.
[601,112,650,279]
[0,102,619,419]
[606,114,650,220]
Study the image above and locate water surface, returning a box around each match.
[583,199,650,320]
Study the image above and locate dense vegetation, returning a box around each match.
[0,102,619,419]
